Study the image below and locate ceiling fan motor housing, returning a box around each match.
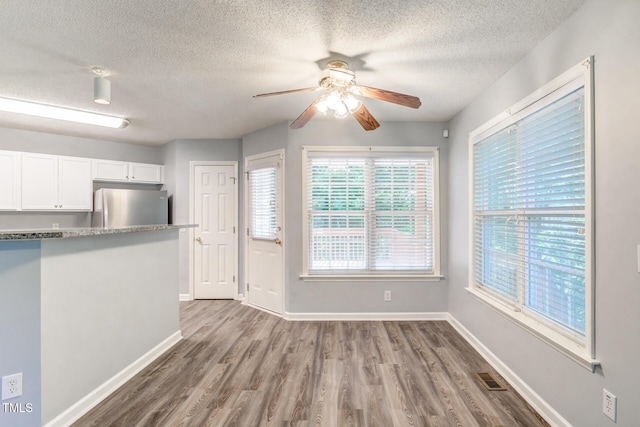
[320,61,355,88]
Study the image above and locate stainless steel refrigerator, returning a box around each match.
[92,188,168,227]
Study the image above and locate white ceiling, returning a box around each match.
[0,0,586,146]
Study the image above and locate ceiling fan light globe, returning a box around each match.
[326,92,340,109]
[344,94,360,112]
[334,102,348,118]
[316,99,328,114]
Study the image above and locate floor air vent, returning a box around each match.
[475,372,506,391]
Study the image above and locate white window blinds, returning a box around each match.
[248,166,278,240]
[305,147,438,275]
[472,78,589,343]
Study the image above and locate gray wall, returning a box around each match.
[447,1,640,425]
[0,127,161,163]
[243,120,450,314]
[40,230,180,423]
[0,240,41,427]
[162,138,242,294]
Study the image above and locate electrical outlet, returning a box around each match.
[384,290,391,301]
[2,373,23,400]
[603,389,617,422]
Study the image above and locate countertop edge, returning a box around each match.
[0,224,197,241]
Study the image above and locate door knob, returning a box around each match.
[195,237,202,243]
[274,237,282,245]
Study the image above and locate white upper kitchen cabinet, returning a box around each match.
[0,150,21,210]
[91,159,129,182]
[92,159,164,184]
[21,153,92,211]
[128,162,163,184]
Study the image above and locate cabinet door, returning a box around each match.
[0,151,20,210]
[129,163,164,184]
[92,159,129,182]
[21,153,59,210]
[59,156,92,211]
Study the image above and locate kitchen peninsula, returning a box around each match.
[0,225,189,427]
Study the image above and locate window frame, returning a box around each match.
[467,58,597,370]
[301,145,442,281]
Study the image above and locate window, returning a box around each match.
[469,59,595,368]
[302,146,440,278]
[248,167,278,239]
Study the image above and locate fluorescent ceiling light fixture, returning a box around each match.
[0,96,129,128]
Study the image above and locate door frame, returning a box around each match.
[243,149,286,315]
[189,160,239,300]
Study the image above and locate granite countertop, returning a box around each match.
[0,224,196,241]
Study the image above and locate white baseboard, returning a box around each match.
[446,315,569,427]
[179,293,192,301]
[284,312,448,321]
[44,331,183,427]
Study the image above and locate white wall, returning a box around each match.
[447,1,640,425]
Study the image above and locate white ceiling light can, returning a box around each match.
[93,76,111,105]
[92,67,111,105]
[0,97,129,128]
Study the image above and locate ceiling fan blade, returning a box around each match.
[290,99,320,129]
[352,104,380,131]
[352,85,422,109]
[253,87,319,98]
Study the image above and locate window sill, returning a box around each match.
[465,286,600,372]
[300,274,444,282]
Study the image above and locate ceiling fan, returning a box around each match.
[253,60,421,131]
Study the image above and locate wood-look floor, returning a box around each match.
[74,301,548,426]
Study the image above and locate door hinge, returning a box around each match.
[233,275,236,283]
[246,283,249,292]
[233,226,236,234]
[246,228,250,236]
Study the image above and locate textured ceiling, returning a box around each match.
[0,0,586,146]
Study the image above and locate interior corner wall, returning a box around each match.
[242,120,450,314]
[447,1,640,425]
[163,138,242,295]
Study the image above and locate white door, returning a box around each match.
[194,164,237,299]
[246,150,284,314]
